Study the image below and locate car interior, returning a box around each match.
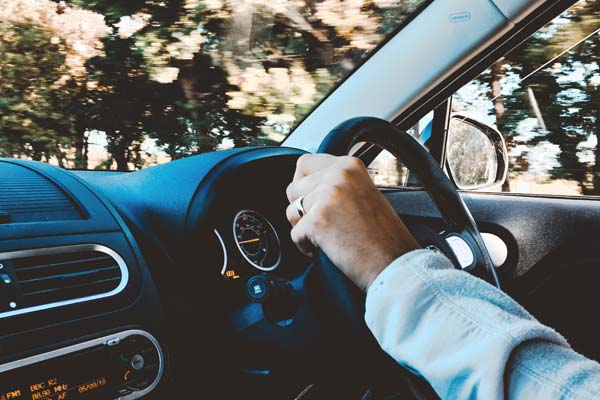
[1,0,599,399]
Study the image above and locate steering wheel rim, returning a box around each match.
[316,116,500,287]
[306,116,500,398]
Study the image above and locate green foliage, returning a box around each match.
[0,0,438,170]
[0,23,77,162]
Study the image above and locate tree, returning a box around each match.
[0,23,73,162]
[2,0,432,169]
[453,1,600,194]
[0,0,108,167]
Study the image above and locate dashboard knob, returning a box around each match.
[246,275,297,323]
[130,354,145,371]
[246,276,271,302]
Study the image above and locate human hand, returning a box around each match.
[286,154,420,291]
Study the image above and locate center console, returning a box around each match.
[0,330,163,400]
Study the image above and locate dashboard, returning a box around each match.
[2,141,595,399]
[0,146,513,399]
[0,147,309,399]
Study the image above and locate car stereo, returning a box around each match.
[0,330,163,400]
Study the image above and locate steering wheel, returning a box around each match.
[305,116,500,397]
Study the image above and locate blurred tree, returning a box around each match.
[76,0,265,166]
[1,0,430,170]
[84,35,152,170]
[0,23,74,163]
[0,0,107,167]
[553,0,600,193]
[454,1,600,194]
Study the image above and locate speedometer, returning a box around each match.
[233,210,281,271]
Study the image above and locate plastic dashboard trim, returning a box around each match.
[0,244,129,319]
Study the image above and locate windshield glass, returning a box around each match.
[0,0,427,170]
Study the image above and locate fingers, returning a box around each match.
[293,153,337,181]
[286,189,322,258]
[285,187,319,227]
[290,215,314,256]
[287,154,370,258]
[286,200,302,227]
[287,155,367,202]
[286,168,326,203]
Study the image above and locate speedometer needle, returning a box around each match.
[238,238,260,245]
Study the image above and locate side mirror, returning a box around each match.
[446,114,508,190]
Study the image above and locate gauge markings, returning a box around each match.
[233,210,281,271]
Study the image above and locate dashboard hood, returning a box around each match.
[73,147,306,258]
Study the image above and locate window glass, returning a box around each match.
[366,110,433,187]
[453,1,600,196]
[0,0,428,170]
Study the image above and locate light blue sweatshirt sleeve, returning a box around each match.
[364,249,600,399]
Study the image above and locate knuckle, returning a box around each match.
[311,202,331,225]
[342,156,364,171]
[285,183,295,200]
[296,154,310,170]
[337,168,353,184]
[290,223,302,242]
[285,203,295,220]
[327,184,343,201]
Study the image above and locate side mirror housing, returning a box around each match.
[446,114,508,190]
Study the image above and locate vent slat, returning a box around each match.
[6,249,124,311]
[0,197,71,204]
[12,251,110,268]
[11,208,76,214]
[22,276,121,296]
[14,255,113,272]
[20,277,121,307]
[19,266,120,294]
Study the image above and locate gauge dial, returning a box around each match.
[233,210,281,271]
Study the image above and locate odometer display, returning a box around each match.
[233,210,281,271]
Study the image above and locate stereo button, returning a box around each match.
[131,354,145,371]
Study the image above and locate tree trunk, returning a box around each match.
[108,130,131,171]
[527,86,547,130]
[31,147,42,161]
[73,131,88,170]
[115,152,129,171]
[490,59,505,124]
[54,143,65,168]
[224,2,255,67]
[593,131,600,195]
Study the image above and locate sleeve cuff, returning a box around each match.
[367,248,454,297]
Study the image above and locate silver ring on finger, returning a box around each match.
[294,195,306,218]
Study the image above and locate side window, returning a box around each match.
[365,111,434,187]
[452,1,600,196]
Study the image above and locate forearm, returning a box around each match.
[507,340,600,399]
[365,249,600,399]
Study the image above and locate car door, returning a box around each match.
[376,0,600,362]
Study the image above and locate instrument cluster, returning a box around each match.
[214,209,286,284]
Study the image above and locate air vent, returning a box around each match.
[0,245,128,317]
[0,161,83,223]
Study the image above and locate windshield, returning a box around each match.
[0,0,427,170]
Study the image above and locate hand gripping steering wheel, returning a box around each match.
[306,116,500,398]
